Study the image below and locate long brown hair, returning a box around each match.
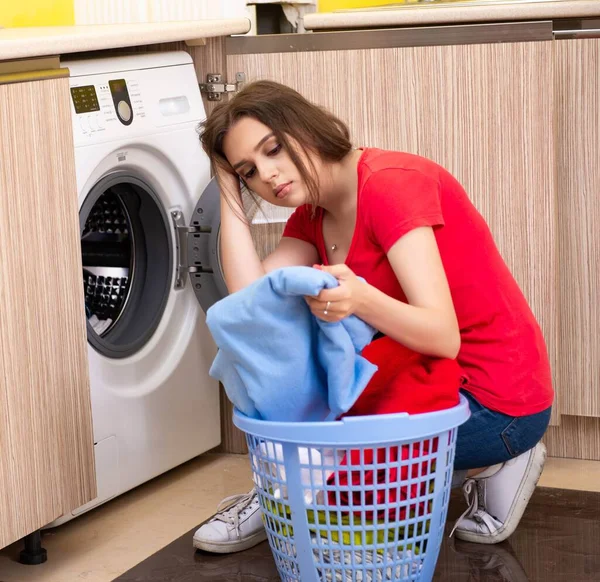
[199,80,353,210]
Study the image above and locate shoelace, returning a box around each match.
[213,489,258,537]
[449,478,497,537]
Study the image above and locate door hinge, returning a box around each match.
[199,72,246,101]
[170,210,214,290]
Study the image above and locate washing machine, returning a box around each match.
[48,52,228,526]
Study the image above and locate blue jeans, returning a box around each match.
[453,389,552,471]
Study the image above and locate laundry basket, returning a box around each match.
[233,396,470,582]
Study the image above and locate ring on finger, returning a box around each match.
[324,300,331,315]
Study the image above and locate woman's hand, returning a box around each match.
[305,264,369,322]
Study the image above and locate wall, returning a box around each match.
[0,1,74,26]
[0,0,246,27]
[74,0,248,24]
[317,0,480,12]
[318,0,405,11]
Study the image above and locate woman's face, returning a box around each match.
[221,117,316,207]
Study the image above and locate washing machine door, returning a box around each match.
[81,171,177,359]
[174,176,228,312]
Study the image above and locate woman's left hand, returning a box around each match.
[305,264,369,322]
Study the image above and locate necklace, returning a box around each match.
[331,244,338,251]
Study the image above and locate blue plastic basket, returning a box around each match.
[233,395,470,582]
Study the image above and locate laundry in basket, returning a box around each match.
[253,442,343,504]
[311,533,419,582]
[263,491,425,578]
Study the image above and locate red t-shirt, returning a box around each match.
[282,148,553,417]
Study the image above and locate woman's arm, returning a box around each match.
[306,226,460,359]
[218,171,319,293]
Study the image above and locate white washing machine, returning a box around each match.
[48,52,228,526]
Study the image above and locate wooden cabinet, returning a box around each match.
[543,38,600,460]
[0,74,95,548]
[192,36,558,452]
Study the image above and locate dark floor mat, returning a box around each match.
[114,487,600,581]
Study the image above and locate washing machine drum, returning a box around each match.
[80,172,225,359]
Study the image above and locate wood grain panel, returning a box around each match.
[227,42,558,425]
[190,37,228,117]
[0,77,95,548]
[544,416,600,461]
[555,39,600,418]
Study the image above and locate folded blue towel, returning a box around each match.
[206,266,377,422]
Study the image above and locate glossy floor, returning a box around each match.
[0,454,599,582]
[114,487,600,582]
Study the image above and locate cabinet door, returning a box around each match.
[0,75,96,548]
[225,41,557,433]
[542,38,600,461]
[554,38,600,418]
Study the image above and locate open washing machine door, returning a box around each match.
[172,176,228,312]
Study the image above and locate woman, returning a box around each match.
[192,80,553,553]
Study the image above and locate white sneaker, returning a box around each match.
[193,489,267,553]
[451,442,547,544]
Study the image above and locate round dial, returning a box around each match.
[117,101,132,122]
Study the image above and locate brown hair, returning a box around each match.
[199,80,353,210]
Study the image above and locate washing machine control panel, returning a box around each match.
[67,61,206,147]
[69,76,145,138]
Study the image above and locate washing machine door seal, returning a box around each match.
[172,176,228,312]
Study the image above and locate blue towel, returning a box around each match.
[206,266,378,422]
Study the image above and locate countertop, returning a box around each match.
[303,0,600,29]
[0,19,251,62]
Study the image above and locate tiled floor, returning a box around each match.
[0,454,599,582]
